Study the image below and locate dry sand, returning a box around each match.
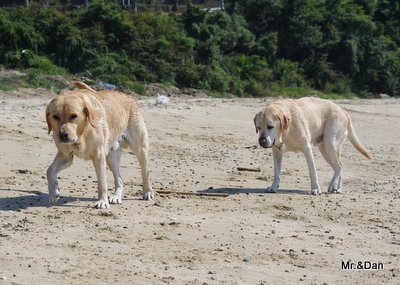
[0,88,399,285]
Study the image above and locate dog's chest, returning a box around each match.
[56,141,92,160]
[71,143,90,159]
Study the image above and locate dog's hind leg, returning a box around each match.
[128,123,154,201]
[322,121,346,193]
[319,142,342,193]
[319,143,342,193]
[107,148,124,204]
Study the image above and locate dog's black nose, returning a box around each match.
[258,137,269,148]
[59,131,69,142]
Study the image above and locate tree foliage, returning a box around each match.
[0,0,399,97]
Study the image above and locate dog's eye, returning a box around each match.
[267,125,274,130]
[70,114,78,121]
[53,115,60,121]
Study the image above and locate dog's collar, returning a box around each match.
[69,143,80,156]
[273,141,283,150]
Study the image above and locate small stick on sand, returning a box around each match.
[156,190,229,197]
[237,167,261,172]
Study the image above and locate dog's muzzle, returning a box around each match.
[59,131,76,143]
[258,137,274,148]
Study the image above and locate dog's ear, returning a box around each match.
[277,110,290,131]
[253,115,258,133]
[46,105,52,134]
[82,96,96,128]
[84,103,96,128]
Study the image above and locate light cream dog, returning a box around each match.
[253,97,371,195]
[46,82,154,208]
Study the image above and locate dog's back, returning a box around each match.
[74,82,145,145]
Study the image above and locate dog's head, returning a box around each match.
[46,93,95,144]
[253,105,290,148]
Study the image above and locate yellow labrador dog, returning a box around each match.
[253,97,371,195]
[46,82,154,208]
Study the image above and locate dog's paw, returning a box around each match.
[95,199,110,209]
[266,186,278,193]
[311,188,321,195]
[48,189,60,205]
[328,186,342,194]
[109,195,122,204]
[142,191,155,201]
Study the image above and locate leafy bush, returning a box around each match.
[27,74,69,92]
[243,79,265,97]
[0,1,399,97]
[131,81,147,96]
[273,59,306,87]
[325,75,352,95]
[26,54,68,76]
[4,49,67,76]
[198,64,228,92]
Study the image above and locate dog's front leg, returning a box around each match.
[47,152,73,205]
[304,145,321,195]
[267,148,282,193]
[92,153,110,209]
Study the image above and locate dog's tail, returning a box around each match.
[73,81,96,93]
[346,113,371,159]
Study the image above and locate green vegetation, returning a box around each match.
[0,0,399,97]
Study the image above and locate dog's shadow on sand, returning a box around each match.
[0,187,310,211]
[0,188,95,211]
[198,187,309,195]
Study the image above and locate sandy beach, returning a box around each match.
[0,88,399,284]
